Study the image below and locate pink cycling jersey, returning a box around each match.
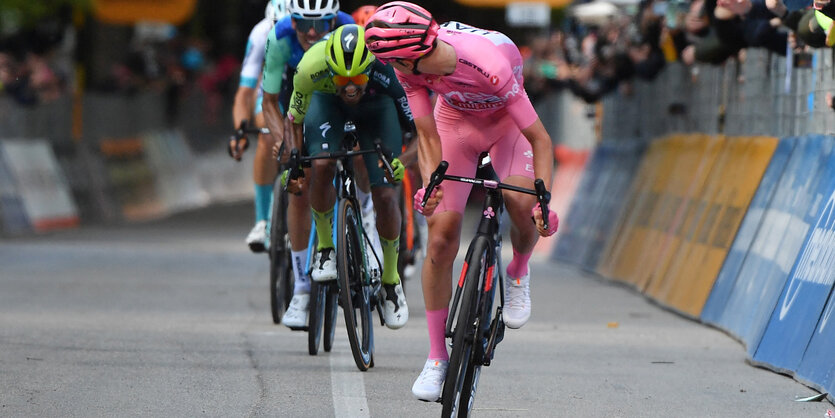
[395,21,540,214]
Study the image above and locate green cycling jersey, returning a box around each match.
[287,41,414,127]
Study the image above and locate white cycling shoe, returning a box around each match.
[311,248,337,282]
[381,283,409,329]
[246,220,268,253]
[412,359,448,402]
[504,265,531,329]
[283,293,309,329]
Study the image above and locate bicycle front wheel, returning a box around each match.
[269,179,293,324]
[337,198,374,371]
[442,236,490,417]
[323,283,339,352]
[307,280,327,355]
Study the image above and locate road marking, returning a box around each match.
[330,339,370,417]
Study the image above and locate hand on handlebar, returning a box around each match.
[414,185,443,216]
[531,206,559,237]
[379,157,405,183]
[228,135,249,161]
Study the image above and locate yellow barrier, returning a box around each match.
[664,136,777,316]
[644,134,724,297]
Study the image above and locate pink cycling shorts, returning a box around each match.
[433,100,535,215]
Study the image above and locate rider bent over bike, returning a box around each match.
[281,24,414,329]
[364,1,560,401]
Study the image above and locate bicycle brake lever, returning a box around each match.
[534,179,551,231]
[422,161,449,208]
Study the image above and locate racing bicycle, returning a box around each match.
[421,155,550,417]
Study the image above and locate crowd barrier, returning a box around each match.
[0,131,253,236]
[553,133,835,401]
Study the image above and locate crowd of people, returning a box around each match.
[520,0,835,104]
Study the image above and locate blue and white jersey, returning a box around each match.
[239,17,275,89]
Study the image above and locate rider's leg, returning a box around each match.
[371,186,401,284]
[288,176,312,294]
[489,124,540,329]
[247,111,278,252]
[304,94,344,282]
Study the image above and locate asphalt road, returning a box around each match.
[0,202,830,417]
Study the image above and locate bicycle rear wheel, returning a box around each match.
[442,237,490,417]
[337,198,374,371]
[269,179,293,324]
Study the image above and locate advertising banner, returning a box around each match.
[713,135,833,354]
[754,141,835,372]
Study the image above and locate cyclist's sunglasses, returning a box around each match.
[293,18,331,33]
[332,74,369,87]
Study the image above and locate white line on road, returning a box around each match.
[330,339,370,418]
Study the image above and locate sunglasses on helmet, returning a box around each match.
[332,74,369,87]
[293,18,332,34]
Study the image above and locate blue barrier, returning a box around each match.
[754,144,835,372]
[701,139,795,323]
[709,135,835,354]
[552,144,610,264]
[581,141,644,270]
[796,285,835,395]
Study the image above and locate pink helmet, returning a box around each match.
[364,1,439,62]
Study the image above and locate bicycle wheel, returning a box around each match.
[323,283,339,352]
[442,236,490,417]
[269,180,293,324]
[337,198,374,371]
[307,280,327,355]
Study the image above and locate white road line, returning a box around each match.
[330,339,370,418]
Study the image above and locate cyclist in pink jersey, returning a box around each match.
[365,1,560,402]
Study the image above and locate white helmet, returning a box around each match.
[288,0,339,19]
[265,0,289,22]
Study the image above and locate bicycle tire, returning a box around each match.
[323,284,339,352]
[269,179,293,324]
[442,236,490,417]
[307,280,327,355]
[337,198,374,371]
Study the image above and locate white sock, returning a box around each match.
[292,249,310,294]
[357,187,373,214]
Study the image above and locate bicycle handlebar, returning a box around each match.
[235,119,270,139]
[285,139,398,184]
[421,160,551,230]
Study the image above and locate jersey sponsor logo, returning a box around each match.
[372,70,390,87]
[490,75,499,85]
[442,90,503,111]
[523,150,533,158]
[320,122,331,138]
[458,58,490,79]
[398,96,413,121]
[311,68,330,82]
[291,91,304,112]
[441,21,514,47]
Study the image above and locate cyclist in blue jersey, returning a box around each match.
[229,0,289,254]
[261,0,362,329]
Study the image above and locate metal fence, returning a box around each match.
[601,48,835,141]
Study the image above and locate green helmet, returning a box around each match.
[326,24,375,77]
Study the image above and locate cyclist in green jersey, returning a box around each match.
[282,24,414,328]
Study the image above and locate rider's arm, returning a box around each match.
[233,87,256,130]
[285,45,325,150]
[415,114,443,186]
[234,19,272,130]
[262,30,292,148]
[520,119,554,190]
[376,63,416,132]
